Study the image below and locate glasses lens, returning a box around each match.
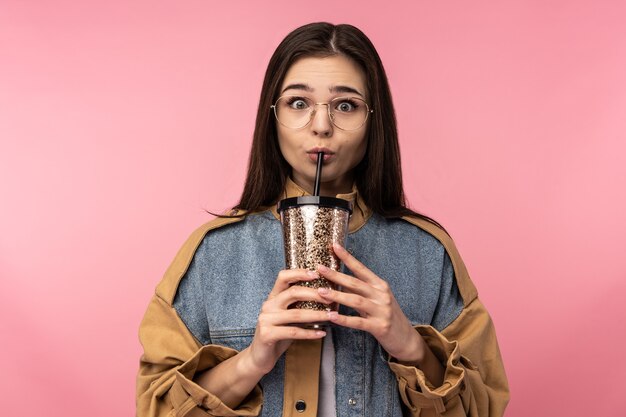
[329,97,369,130]
[274,96,313,129]
[273,95,370,130]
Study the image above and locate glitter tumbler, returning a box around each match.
[278,196,352,320]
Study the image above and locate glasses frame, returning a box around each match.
[270,95,374,131]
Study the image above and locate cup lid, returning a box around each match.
[277,196,353,214]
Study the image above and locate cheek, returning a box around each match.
[276,128,301,161]
[350,134,368,165]
[276,127,289,151]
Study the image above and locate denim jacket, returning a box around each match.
[137,180,509,417]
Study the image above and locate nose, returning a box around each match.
[310,104,333,137]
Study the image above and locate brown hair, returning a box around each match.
[234,22,442,227]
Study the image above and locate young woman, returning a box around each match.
[137,22,509,417]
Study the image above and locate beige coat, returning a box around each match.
[137,182,509,417]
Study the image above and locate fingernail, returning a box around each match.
[327,311,339,320]
[333,242,344,251]
[316,330,327,336]
[307,271,319,278]
[318,264,330,273]
[318,287,330,295]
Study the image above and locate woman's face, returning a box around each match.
[276,55,369,196]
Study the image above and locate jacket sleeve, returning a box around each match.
[136,293,263,417]
[136,217,261,416]
[388,298,509,416]
[392,216,509,416]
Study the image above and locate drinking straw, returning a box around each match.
[313,152,324,196]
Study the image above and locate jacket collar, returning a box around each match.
[270,177,372,233]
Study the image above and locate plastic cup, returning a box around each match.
[277,196,352,326]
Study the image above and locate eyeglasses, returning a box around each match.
[271,95,373,131]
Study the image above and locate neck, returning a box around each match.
[290,173,354,196]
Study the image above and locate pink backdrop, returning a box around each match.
[1,1,625,416]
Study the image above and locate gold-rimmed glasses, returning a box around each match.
[271,95,373,131]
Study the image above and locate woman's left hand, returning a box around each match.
[316,243,426,363]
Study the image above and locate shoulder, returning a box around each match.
[154,209,270,305]
[399,215,478,306]
[398,215,450,247]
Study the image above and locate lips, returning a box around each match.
[307,147,335,162]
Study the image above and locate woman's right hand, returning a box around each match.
[245,269,331,375]
[195,269,330,408]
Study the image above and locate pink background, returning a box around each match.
[1,1,625,416]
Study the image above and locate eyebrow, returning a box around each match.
[281,83,365,98]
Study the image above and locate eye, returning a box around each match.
[334,99,359,113]
[286,97,310,110]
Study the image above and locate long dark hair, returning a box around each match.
[234,22,442,227]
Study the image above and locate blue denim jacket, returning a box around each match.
[173,207,464,417]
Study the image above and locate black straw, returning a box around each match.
[313,152,324,196]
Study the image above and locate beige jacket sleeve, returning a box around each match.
[391,217,510,416]
[136,217,263,417]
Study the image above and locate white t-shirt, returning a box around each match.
[318,328,337,417]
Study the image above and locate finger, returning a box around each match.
[270,285,331,310]
[331,243,381,285]
[316,264,374,298]
[316,286,376,317]
[257,324,327,344]
[268,269,319,298]
[325,311,373,333]
[261,309,331,326]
